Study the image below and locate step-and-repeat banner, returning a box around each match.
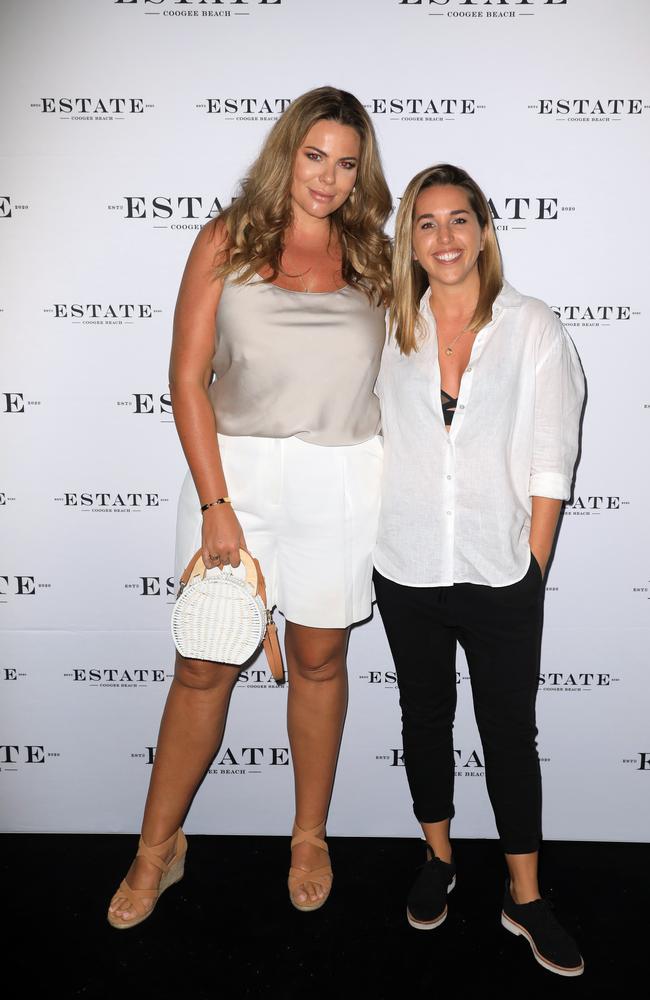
[1,0,649,840]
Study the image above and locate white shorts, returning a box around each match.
[174,434,383,629]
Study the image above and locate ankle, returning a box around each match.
[426,841,452,865]
[509,879,541,905]
[141,828,179,855]
[293,819,327,838]
[133,853,168,874]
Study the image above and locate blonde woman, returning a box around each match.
[373,164,585,976]
[108,87,391,927]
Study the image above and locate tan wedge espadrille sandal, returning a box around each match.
[107,829,187,930]
[288,821,333,913]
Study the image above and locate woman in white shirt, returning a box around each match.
[373,164,585,977]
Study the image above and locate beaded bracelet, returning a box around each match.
[200,497,232,512]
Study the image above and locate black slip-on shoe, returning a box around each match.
[501,880,584,977]
[406,845,456,930]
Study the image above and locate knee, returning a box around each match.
[290,649,344,683]
[481,726,539,765]
[174,653,239,692]
[285,625,347,683]
[480,711,538,743]
[401,694,456,725]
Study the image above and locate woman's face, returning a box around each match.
[291,120,360,222]
[412,184,486,292]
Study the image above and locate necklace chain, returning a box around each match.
[283,259,343,293]
[430,300,473,356]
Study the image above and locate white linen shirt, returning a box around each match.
[374,281,585,588]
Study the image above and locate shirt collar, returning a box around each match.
[419,279,522,325]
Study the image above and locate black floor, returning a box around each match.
[6,835,646,998]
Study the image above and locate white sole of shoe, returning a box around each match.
[501,912,585,977]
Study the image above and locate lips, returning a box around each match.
[309,188,335,203]
[433,250,463,264]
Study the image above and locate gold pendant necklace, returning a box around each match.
[442,328,467,356]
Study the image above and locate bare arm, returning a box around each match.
[529,496,562,577]
[169,220,245,568]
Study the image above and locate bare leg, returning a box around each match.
[421,819,453,863]
[285,621,349,905]
[108,652,239,922]
[506,851,541,903]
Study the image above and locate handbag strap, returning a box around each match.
[178,548,285,684]
[252,556,285,685]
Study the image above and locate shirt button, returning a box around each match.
[446,475,452,480]
[466,366,472,372]
[446,510,452,516]
[458,404,465,410]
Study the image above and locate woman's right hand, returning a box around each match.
[201,504,247,569]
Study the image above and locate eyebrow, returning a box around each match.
[304,145,358,161]
[415,209,470,223]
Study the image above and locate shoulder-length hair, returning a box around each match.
[214,86,392,304]
[390,163,503,354]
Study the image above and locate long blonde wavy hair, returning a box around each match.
[214,87,392,304]
[390,164,503,354]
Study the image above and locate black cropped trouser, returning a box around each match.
[373,557,544,855]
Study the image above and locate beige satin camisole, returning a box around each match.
[208,278,385,446]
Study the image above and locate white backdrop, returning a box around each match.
[1,0,649,841]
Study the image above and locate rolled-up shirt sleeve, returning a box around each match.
[529,314,585,500]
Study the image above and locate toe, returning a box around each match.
[111,896,135,920]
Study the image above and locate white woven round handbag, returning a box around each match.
[171,548,284,681]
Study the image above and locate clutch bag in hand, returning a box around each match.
[171,548,284,682]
